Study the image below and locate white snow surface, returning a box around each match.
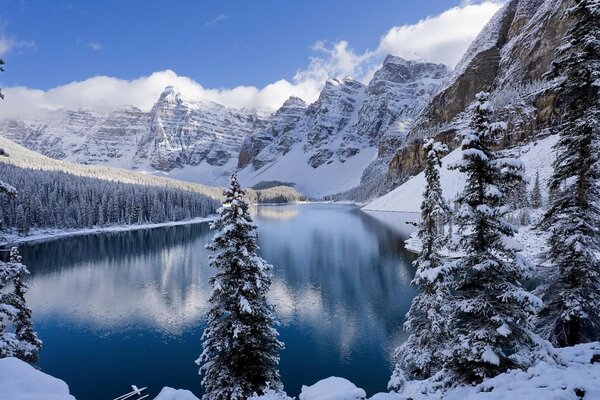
[1,342,598,400]
[0,357,76,400]
[154,387,200,400]
[364,134,558,213]
[238,145,378,198]
[299,377,367,400]
[379,342,600,400]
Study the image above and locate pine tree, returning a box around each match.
[445,92,541,383]
[531,170,543,209]
[197,175,283,400]
[390,139,451,384]
[537,0,600,346]
[0,248,41,362]
[7,248,42,362]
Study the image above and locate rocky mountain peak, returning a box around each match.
[369,55,449,91]
[281,96,307,109]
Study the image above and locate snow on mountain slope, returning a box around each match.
[238,57,449,197]
[364,134,558,213]
[0,135,223,198]
[239,144,378,197]
[0,135,304,204]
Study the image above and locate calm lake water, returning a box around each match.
[13,204,418,399]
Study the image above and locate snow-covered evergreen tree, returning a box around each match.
[537,0,600,346]
[390,139,452,384]
[197,175,283,400]
[446,92,541,383]
[0,247,41,362]
[7,247,41,362]
[531,170,543,209]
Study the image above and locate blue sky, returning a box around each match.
[0,0,503,116]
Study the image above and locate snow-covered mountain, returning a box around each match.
[0,86,268,186]
[0,57,448,197]
[237,56,449,196]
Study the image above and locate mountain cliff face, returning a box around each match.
[237,56,449,196]
[383,0,572,189]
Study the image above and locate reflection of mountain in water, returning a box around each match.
[250,204,300,221]
[16,224,215,333]
[16,204,417,366]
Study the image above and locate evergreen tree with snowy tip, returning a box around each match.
[198,175,283,400]
[531,170,542,209]
[390,139,451,385]
[0,247,41,362]
[537,0,600,346]
[8,247,42,362]
[446,92,541,384]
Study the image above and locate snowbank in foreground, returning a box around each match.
[154,387,200,400]
[373,342,600,400]
[363,135,559,213]
[299,377,367,400]
[2,341,598,399]
[0,357,75,400]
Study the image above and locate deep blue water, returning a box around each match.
[14,204,418,399]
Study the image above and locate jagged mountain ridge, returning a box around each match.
[0,56,449,196]
[237,56,449,196]
[0,86,269,185]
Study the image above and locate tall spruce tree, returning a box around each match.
[531,170,543,209]
[198,175,283,400]
[390,139,451,386]
[446,92,541,383]
[8,247,42,362]
[0,248,41,362]
[537,0,600,346]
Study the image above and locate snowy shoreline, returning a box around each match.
[0,216,216,247]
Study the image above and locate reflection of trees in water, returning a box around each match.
[10,223,212,273]
[16,223,216,333]
[250,204,300,221]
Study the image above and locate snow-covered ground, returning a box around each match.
[0,216,214,247]
[3,342,599,399]
[363,135,558,213]
[238,145,378,198]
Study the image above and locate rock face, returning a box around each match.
[385,0,572,188]
[145,87,267,171]
[237,57,449,196]
[0,86,268,181]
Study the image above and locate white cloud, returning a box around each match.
[0,31,36,56]
[0,2,503,119]
[376,2,505,66]
[86,41,103,51]
[204,14,229,28]
[0,70,324,118]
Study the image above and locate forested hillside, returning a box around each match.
[0,163,219,236]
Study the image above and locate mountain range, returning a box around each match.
[0,0,572,200]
